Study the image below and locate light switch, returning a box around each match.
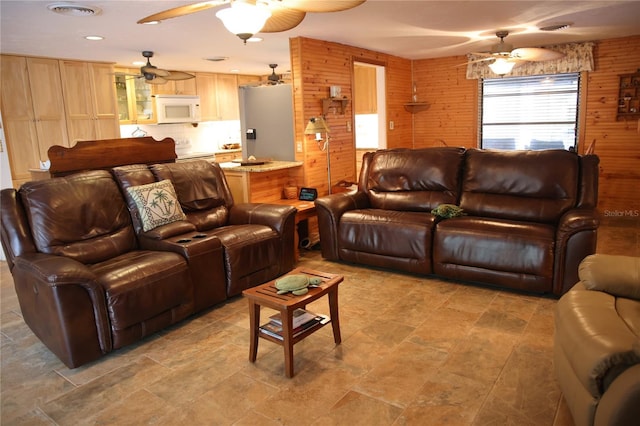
[296,141,303,152]
[389,121,394,130]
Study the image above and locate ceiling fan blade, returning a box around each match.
[260,7,306,33]
[145,76,167,85]
[456,57,497,67]
[510,47,565,62]
[137,1,227,24]
[141,66,170,78]
[280,0,366,13]
[469,52,499,58]
[163,71,196,81]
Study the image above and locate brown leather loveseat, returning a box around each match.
[315,147,599,295]
[0,160,296,368]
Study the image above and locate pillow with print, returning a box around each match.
[126,179,186,231]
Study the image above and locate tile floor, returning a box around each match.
[1,218,638,425]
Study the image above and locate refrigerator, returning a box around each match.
[239,84,296,161]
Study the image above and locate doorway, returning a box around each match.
[353,61,386,177]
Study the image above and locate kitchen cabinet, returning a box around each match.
[1,55,69,186]
[114,68,155,124]
[152,76,197,96]
[196,72,245,121]
[59,60,120,143]
[354,65,377,114]
[214,151,240,163]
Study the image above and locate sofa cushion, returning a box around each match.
[579,254,640,300]
[433,217,555,292]
[460,149,579,223]
[338,209,435,274]
[126,180,187,232]
[151,160,227,211]
[19,170,137,264]
[209,224,280,296]
[91,250,192,331]
[364,147,465,211]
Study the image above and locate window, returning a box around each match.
[480,73,580,151]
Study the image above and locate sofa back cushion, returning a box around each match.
[460,149,579,223]
[363,147,465,211]
[150,160,232,230]
[19,170,136,264]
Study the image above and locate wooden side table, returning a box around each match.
[269,199,317,260]
[242,268,344,377]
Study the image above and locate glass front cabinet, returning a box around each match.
[114,68,155,124]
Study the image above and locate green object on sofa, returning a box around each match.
[431,204,466,218]
[275,274,323,295]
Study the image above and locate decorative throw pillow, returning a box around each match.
[431,204,466,219]
[126,180,186,231]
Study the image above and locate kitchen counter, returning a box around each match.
[218,160,303,173]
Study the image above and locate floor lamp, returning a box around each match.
[304,116,332,194]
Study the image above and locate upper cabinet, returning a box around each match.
[59,60,120,143]
[196,72,256,121]
[1,55,69,186]
[114,68,155,124]
[152,76,197,96]
[354,65,377,114]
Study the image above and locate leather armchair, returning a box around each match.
[554,254,640,425]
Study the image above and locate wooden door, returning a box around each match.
[59,60,96,143]
[88,62,119,138]
[1,56,40,184]
[196,72,218,121]
[216,73,240,120]
[27,57,70,158]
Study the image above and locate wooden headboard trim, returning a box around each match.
[48,137,177,177]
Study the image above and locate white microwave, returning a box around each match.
[155,94,201,124]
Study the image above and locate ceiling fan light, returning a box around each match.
[216,2,271,43]
[489,58,515,76]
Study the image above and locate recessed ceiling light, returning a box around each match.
[48,2,102,16]
[247,37,263,43]
[230,69,240,73]
[142,20,160,25]
[132,61,145,66]
[84,35,103,41]
[540,23,572,32]
[205,57,229,62]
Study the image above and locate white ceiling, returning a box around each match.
[2,1,640,76]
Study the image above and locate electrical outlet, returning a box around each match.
[296,141,303,152]
[346,121,352,132]
[389,121,395,130]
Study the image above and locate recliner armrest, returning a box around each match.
[579,254,640,300]
[228,203,296,235]
[314,191,370,260]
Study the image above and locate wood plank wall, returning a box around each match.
[292,35,639,213]
[581,36,640,214]
[289,37,411,195]
[410,36,640,214]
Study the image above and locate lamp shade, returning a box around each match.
[216,2,271,42]
[488,58,515,76]
[304,116,330,134]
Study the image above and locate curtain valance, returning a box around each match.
[466,41,595,79]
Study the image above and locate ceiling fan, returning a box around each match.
[137,0,367,43]
[463,31,565,75]
[267,64,284,84]
[135,51,195,85]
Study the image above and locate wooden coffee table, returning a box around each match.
[242,268,344,377]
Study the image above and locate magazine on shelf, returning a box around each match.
[269,308,319,329]
[260,314,330,340]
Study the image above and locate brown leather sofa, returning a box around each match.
[554,254,640,425]
[315,147,599,295]
[0,161,296,368]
